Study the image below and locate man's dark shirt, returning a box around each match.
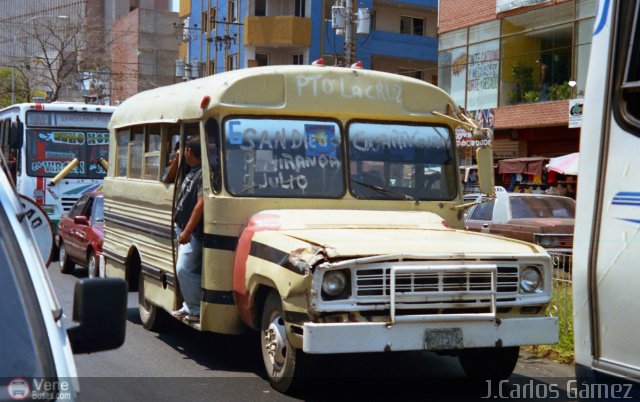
[174,165,203,239]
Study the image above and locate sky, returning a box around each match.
[172,0,178,12]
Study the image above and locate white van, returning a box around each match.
[573,0,640,393]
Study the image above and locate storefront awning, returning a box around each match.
[497,157,546,176]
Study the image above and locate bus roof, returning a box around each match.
[110,65,459,129]
[0,102,116,115]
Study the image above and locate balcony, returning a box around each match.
[244,16,311,47]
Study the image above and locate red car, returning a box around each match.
[57,192,104,278]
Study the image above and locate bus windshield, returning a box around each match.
[25,129,109,179]
[224,117,344,198]
[348,122,457,200]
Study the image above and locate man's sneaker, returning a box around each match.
[185,313,200,322]
[171,308,188,319]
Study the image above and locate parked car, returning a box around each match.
[57,192,104,277]
[0,154,126,401]
[464,187,575,253]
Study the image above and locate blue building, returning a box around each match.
[179,0,437,82]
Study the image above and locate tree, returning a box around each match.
[0,67,28,107]
[5,10,117,103]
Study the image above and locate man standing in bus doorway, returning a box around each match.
[170,136,204,322]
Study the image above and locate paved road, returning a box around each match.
[48,262,576,401]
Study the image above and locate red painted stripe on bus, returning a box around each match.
[233,212,283,327]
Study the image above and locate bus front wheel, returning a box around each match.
[260,291,307,393]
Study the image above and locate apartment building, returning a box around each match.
[438,0,596,163]
[178,0,438,82]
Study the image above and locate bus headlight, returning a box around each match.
[322,270,348,297]
[520,266,542,293]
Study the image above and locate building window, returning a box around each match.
[226,53,238,71]
[201,10,209,34]
[398,67,423,80]
[255,0,266,16]
[295,0,306,17]
[208,61,216,75]
[292,53,304,65]
[229,0,238,22]
[210,7,217,30]
[400,16,425,36]
[255,53,269,66]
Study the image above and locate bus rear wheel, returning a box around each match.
[138,271,169,331]
[458,346,520,380]
[260,291,307,393]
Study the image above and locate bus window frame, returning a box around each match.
[612,0,640,138]
[345,119,459,201]
[220,114,347,199]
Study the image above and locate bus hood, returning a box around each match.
[249,209,542,259]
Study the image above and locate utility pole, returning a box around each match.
[331,1,370,67]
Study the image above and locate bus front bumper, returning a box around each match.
[302,317,558,354]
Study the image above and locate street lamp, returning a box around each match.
[11,15,69,104]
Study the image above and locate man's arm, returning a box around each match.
[163,155,179,184]
[178,195,204,244]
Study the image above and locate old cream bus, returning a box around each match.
[103,65,557,392]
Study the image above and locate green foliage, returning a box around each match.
[0,67,28,107]
[523,90,540,103]
[509,63,535,105]
[528,275,574,364]
[548,81,572,101]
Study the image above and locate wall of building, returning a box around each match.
[111,9,140,102]
[375,4,437,37]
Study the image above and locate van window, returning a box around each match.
[223,117,344,197]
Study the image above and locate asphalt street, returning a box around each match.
[48,262,575,402]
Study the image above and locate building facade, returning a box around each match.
[0,0,172,103]
[110,8,180,103]
[178,0,438,82]
[438,0,596,164]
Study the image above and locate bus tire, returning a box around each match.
[458,346,520,380]
[138,270,169,331]
[59,241,75,274]
[87,251,99,278]
[261,291,307,393]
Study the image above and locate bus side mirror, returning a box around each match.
[9,121,23,149]
[476,146,495,197]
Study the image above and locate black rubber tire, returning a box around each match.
[87,251,100,278]
[138,270,169,331]
[260,291,306,393]
[458,346,520,380]
[59,241,75,274]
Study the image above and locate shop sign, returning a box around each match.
[568,99,583,128]
[456,126,492,148]
[496,0,551,13]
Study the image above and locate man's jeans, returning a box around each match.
[176,228,202,315]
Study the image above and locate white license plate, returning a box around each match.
[424,328,464,350]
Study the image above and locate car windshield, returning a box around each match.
[348,122,457,200]
[224,117,344,198]
[509,196,576,219]
[0,206,56,378]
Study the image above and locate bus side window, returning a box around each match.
[116,129,130,177]
[144,124,161,181]
[204,118,221,193]
[160,125,180,183]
